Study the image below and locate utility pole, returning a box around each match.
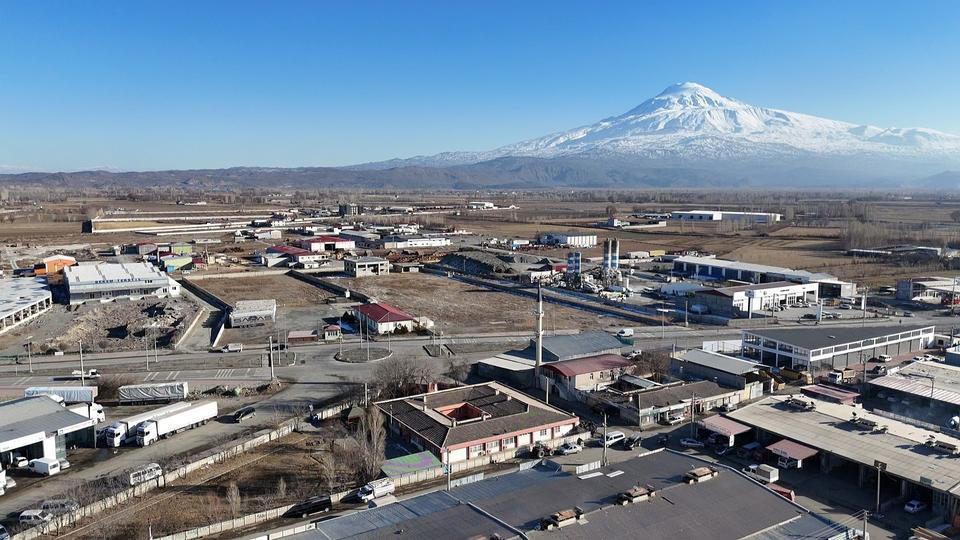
[861,510,869,540]
[445,448,451,491]
[689,393,697,437]
[268,336,275,379]
[874,460,886,516]
[78,339,85,386]
[601,412,608,467]
[535,284,544,380]
[26,338,32,373]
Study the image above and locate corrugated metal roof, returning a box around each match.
[767,439,819,460]
[543,354,632,377]
[869,376,960,406]
[699,415,751,437]
[539,331,623,360]
[0,396,92,446]
[676,349,760,375]
[355,302,415,323]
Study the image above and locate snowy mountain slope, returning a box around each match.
[354,82,960,170]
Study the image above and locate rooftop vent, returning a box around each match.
[683,466,719,484]
[539,507,584,530]
[617,485,656,505]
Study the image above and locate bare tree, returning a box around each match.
[446,357,471,385]
[225,482,242,518]
[636,350,671,382]
[354,406,386,483]
[371,357,438,399]
[276,477,287,501]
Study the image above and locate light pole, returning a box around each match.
[874,460,886,516]
[25,336,33,373]
[78,339,85,386]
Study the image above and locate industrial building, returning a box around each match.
[670,210,783,223]
[353,302,417,334]
[31,254,77,279]
[867,361,960,426]
[467,201,495,209]
[376,382,579,464]
[338,203,360,216]
[0,396,95,465]
[672,255,857,297]
[537,331,623,362]
[338,229,381,249]
[741,325,935,371]
[671,349,766,394]
[896,276,960,304]
[691,281,819,317]
[592,380,742,427]
[729,395,960,519]
[298,235,356,252]
[64,262,182,305]
[538,231,598,248]
[304,449,851,540]
[229,299,277,327]
[0,277,53,335]
[379,235,451,249]
[344,256,390,277]
[264,245,327,267]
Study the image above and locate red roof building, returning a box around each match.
[353,302,417,334]
[543,354,634,391]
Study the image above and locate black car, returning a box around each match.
[623,434,643,450]
[233,407,256,423]
[283,495,332,518]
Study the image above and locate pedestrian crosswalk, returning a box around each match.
[138,368,259,381]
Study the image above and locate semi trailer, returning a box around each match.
[118,381,188,404]
[24,386,98,404]
[135,401,218,446]
[101,402,191,447]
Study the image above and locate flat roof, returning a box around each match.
[233,299,277,313]
[674,255,845,283]
[869,361,960,406]
[744,324,933,351]
[346,256,388,263]
[699,415,751,437]
[64,261,167,285]
[0,278,51,318]
[381,450,443,478]
[306,450,845,540]
[728,396,960,495]
[0,396,92,448]
[705,280,814,296]
[675,349,761,376]
[767,439,818,461]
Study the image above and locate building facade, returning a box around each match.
[353,302,417,334]
[691,281,819,317]
[672,255,856,298]
[345,256,390,277]
[538,231,598,248]
[64,262,181,305]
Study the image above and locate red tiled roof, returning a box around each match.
[543,354,633,377]
[355,302,415,323]
[267,245,311,256]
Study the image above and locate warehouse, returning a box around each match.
[376,382,579,464]
[379,235,451,249]
[338,229,381,249]
[353,302,416,334]
[538,231,598,248]
[298,235,356,252]
[672,255,856,297]
[0,396,94,466]
[729,395,960,519]
[691,281,819,317]
[671,210,782,223]
[229,299,277,327]
[0,277,53,335]
[867,361,960,426]
[670,348,765,394]
[265,245,327,265]
[64,262,182,305]
[344,256,390,277]
[537,331,623,362]
[741,325,935,371]
[896,276,960,304]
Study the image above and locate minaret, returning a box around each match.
[535,283,544,379]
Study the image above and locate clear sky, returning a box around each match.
[1,0,959,172]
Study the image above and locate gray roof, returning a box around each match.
[676,349,761,376]
[538,331,623,360]
[377,383,577,449]
[305,450,846,540]
[632,380,731,410]
[869,361,960,405]
[0,396,92,446]
[744,324,933,351]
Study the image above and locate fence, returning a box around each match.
[174,307,208,350]
[153,505,295,540]
[287,270,371,303]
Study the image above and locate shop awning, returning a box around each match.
[699,415,751,437]
[767,439,818,461]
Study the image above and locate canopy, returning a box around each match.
[767,439,818,461]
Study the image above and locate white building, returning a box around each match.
[298,235,356,252]
[671,211,782,224]
[0,278,53,335]
[380,235,451,249]
[345,256,390,277]
[229,299,277,327]
[538,231,598,248]
[0,396,94,464]
[64,262,182,305]
[692,281,819,317]
[672,255,856,298]
[467,201,495,209]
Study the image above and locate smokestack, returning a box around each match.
[535,283,544,379]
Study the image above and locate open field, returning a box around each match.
[338,272,634,333]
[194,274,338,308]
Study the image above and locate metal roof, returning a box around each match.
[766,439,818,461]
[381,451,443,478]
[0,396,92,447]
[674,255,844,283]
[744,324,933,351]
[542,354,633,377]
[676,349,761,376]
[538,331,623,360]
[699,415,752,437]
[0,278,51,319]
[355,302,415,323]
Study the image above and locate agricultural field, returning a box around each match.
[193,274,338,308]
[338,272,634,333]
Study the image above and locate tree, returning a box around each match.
[371,357,438,399]
[446,357,471,385]
[226,482,242,517]
[636,350,671,382]
[951,210,960,223]
[354,406,386,483]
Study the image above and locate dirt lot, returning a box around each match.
[339,272,633,333]
[194,274,337,308]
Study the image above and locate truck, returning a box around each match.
[742,464,779,484]
[101,402,192,447]
[69,369,101,380]
[28,457,61,477]
[118,381,189,404]
[358,478,395,502]
[221,343,243,353]
[68,403,106,424]
[827,368,857,384]
[24,386,98,404]
[135,401,218,447]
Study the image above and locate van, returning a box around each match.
[28,458,61,476]
[602,431,626,447]
[19,509,52,526]
[617,328,634,338]
[128,463,163,486]
[358,478,395,502]
[39,499,79,515]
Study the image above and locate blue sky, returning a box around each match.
[1,1,959,172]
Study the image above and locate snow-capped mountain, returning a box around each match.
[354,83,960,182]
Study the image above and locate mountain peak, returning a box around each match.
[624,82,739,117]
[656,81,720,98]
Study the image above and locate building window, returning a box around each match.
[539,429,548,438]
[469,444,483,456]
[485,440,499,452]
[502,437,516,449]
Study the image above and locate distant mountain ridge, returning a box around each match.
[3,82,960,189]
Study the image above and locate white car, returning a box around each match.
[904,500,928,514]
[58,459,71,470]
[600,431,626,447]
[10,456,27,468]
[680,438,705,448]
[555,442,583,455]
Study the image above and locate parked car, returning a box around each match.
[869,365,887,375]
[555,442,583,455]
[877,354,892,363]
[58,459,71,470]
[19,510,52,526]
[713,445,731,456]
[5,477,17,489]
[233,407,256,423]
[904,500,928,514]
[601,431,626,448]
[623,434,644,450]
[617,328,635,338]
[680,438,704,448]
[284,495,332,518]
[40,499,80,515]
[801,314,818,320]
[903,311,915,318]
[10,455,28,468]
[0,524,9,540]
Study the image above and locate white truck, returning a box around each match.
[69,369,101,380]
[118,381,189,404]
[25,386,98,404]
[68,403,106,424]
[221,343,243,353]
[28,457,61,476]
[101,402,192,447]
[742,464,779,484]
[135,401,218,447]
[358,478,395,502]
